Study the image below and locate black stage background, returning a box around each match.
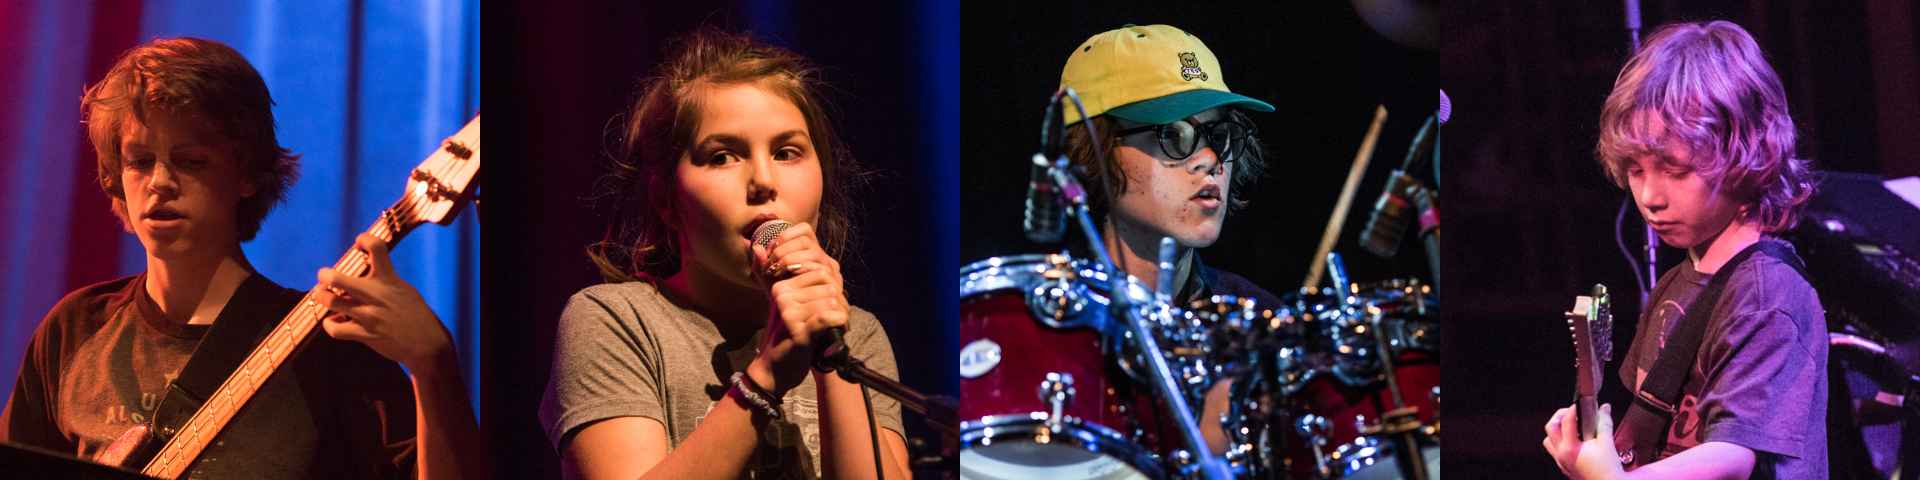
[483,2,959,478]
[960,1,1440,314]
[1442,0,1920,476]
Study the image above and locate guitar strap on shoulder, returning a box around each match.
[143,274,301,455]
[1616,239,1807,467]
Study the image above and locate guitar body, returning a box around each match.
[1565,284,1613,440]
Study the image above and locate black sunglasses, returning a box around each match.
[1113,111,1257,164]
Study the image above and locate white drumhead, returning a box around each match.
[1340,444,1440,480]
[960,442,1151,480]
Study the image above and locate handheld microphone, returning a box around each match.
[1025,153,1066,243]
[753,219,852,365]
[752,219,792,252]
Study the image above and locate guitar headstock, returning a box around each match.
[393,115,481,231]
[1565,284,1613,393]
[1566,283,1613,439]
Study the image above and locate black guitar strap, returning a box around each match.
[136,273,303,462]
[1616,239,1807,467]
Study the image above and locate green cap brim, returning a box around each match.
[1105,89,1275,125]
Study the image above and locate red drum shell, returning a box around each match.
[1284,350,1440,478]
[960,283,1175,478]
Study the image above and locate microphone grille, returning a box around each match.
[752,220,791,249]
[1437,89,1452,125]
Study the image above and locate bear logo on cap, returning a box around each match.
[1179,52,1208,82]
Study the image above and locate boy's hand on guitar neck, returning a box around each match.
[314,233,457,373]
[1544,402,1626,480]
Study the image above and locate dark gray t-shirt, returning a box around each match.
[1616,240,1827,479]
[540,282,904,479]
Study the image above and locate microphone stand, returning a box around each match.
[813,342,959,437]
[1624,0,1658,309]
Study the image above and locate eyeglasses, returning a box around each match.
[1114,112,1256,165]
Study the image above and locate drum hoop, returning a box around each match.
[1326,432,1440,478]
[959,413,1166,479]
[959,254,1113,298]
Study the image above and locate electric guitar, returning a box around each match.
[1564,284,1613,440]
[97,116,481,478]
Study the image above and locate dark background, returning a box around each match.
[1443,0,1920,476]
[960,1,1440,305]
[482,2,958,478]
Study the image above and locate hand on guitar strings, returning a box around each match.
[314,233,456,374]
[745,221,850,397]
[1544,403,1626,480]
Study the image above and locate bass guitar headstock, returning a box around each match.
[391,116,480,236]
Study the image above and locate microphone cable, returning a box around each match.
[861,381,885,480]
[1614,198,1652,301]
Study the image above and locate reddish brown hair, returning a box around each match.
[84,37,298,241]
[589,28,864,282]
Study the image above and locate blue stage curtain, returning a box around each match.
[0,0,482,413]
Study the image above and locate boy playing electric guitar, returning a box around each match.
[1541,20,1826,480]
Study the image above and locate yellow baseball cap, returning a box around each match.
[1059,24,1274,125]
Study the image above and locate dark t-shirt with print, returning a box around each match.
[0,273,419,478]
[1615,239,1827,479]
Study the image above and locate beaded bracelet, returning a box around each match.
[728,372,784,420]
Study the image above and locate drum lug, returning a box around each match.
[1170,448,1193,467]
[1294,413,1328,440]
[1296,413,1333,479]
[1037,372,1075,429]
[1429,386,1443,435]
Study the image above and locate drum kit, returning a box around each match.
[962,87,1442,479]
[956,253,1440,479]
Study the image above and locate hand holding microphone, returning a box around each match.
[746,219,851,396]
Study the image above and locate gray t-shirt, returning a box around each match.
[1616,240,1827,479]
[540,281,905,479]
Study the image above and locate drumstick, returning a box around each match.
[1303,105,1388,291]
